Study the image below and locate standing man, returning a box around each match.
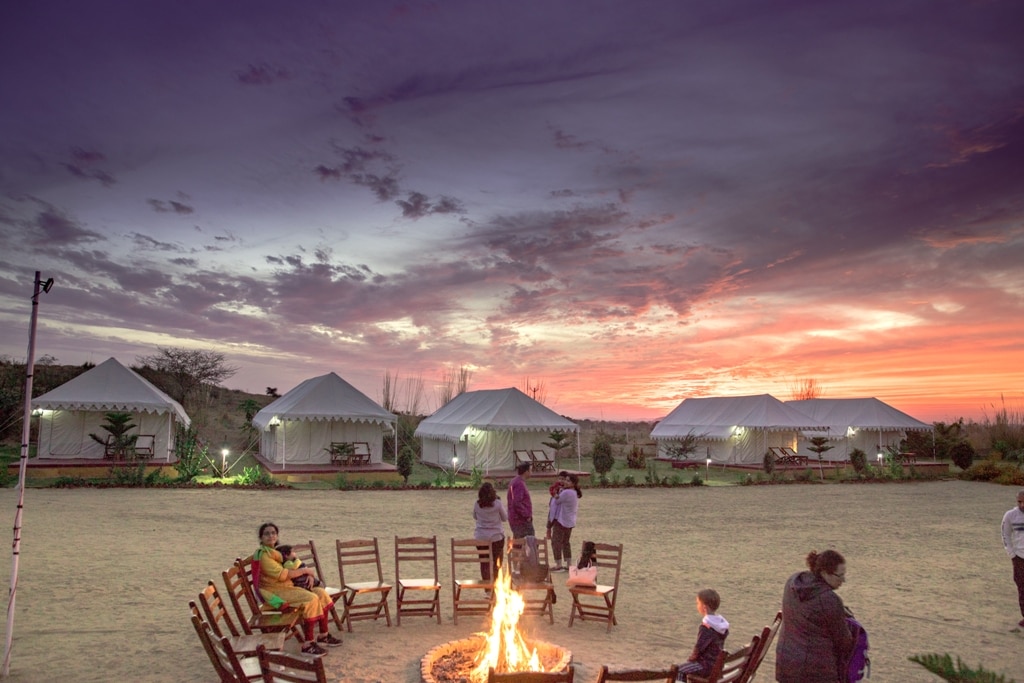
[507,462,534,538]
[1001,489,1024,627]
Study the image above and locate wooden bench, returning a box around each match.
[328,442,371,466]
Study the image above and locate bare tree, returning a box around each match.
[521,376,547,404]
[402,374,425,416]
[437,365,473,408]
[789,378,823,401]
[135,347,238,408]
[380,369,398,413]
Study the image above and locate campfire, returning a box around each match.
[421,555,571,683]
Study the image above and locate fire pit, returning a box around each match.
[421,635,571,683]
[421,559,572,683]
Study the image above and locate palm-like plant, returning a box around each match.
[807,436,834,480]
[89,412,138,460]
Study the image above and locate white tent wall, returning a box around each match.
[265,420,387,465]
[658,429,800,465]
[419,430,551,472]
[37,409,178,461]
[795,428,906,461]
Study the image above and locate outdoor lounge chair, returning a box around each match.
[595,665,680,682]
[255,644,327,683]
[394,535,442,625]
[223,557,303,641]
[508,536,556,623]
[487,667,575,682]
[567,541,622,632]
[197,582,286,655]
[289,540,345,630]
[335,537,393,630]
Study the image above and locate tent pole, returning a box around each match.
[576,428,581,472]
[4,271,51,677]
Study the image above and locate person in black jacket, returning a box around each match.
[776,549,854,683]
[675,588,729,681]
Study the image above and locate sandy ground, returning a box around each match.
[0,480,1021,682]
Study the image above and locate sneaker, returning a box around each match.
[301,642,328,657]
[1018,618,1024,628]
[318,633,343,647]
[551,566,567,572]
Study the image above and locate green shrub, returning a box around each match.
[961,460,1003,481]
[625,444,646,469]
[951,441,976,470]
[763,450,776,474]
[173,423,207,482]
[397,445,415,483]
[591,434,615,476]
[622,474,636,486]
[470,466,483,489]
[909,652,1016,682]
[238,466,274,486]
[849,448,868,474]
[690,474,703,486]
[995,467,1024,486]
[793,468,814,482]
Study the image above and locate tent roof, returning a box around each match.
[30,357,190,424]
[252,372,396,429]
[415,387,578,442]
[786,398,932,432]
[651,394,821,441]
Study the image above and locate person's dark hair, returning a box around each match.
[697,588,721,613]
[258,521,279,540]
[277,544,293,558]
[806,549,845,577]
[558,470,570,477]
[478,482,497,507]
[567,472,582,497]
[516,462,531,475]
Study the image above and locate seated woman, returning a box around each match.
[255,522,342,656]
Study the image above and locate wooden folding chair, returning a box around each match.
[190,607,262,682]
[222,557,303,641]
[508,537,556,623]
[487,667,575,682]
[688,635,759,683]
[596,665,680,682]
[451,538,495,624]
[255,643,327,683]
[335,537,392,631]
[567,542,622,632]
[736,611,781,683]
[289,539,345,629]
[394,535,442,625]
[197,583,286,655]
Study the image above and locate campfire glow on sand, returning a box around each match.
[421,557,571,683]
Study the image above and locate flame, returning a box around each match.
[470,556,542,681]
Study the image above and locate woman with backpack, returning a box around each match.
[775,549,854,683]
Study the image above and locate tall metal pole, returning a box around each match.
[3,272,51,677]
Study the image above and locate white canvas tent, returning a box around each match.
[30,357,190,462]
[252,372,396,467]
[650,394,822,465]
[786,398,932,460]
[415,388,578,472]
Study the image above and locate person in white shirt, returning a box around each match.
[1001,489,1024,628]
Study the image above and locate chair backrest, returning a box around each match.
[336,538,385,586]
[255,644,327,683]
[710,636,759,683]
[134,434,155,456]
[289,540,329,585]
[190,603,257,682]
[592,542,623,589]
[739,611,781,683]
[199,580,243,638]
[508,537,552,579]
[395,535,439,582]
[487,666,575,682]
[451,538,495,578]
[596,665,680,682]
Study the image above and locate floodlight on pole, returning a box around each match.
[4,272,54,677]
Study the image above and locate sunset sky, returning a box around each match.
[2,1,1023,422]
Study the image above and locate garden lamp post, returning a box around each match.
[222,448,229,476]
[4,272,54,677]
[706,458,711,483]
